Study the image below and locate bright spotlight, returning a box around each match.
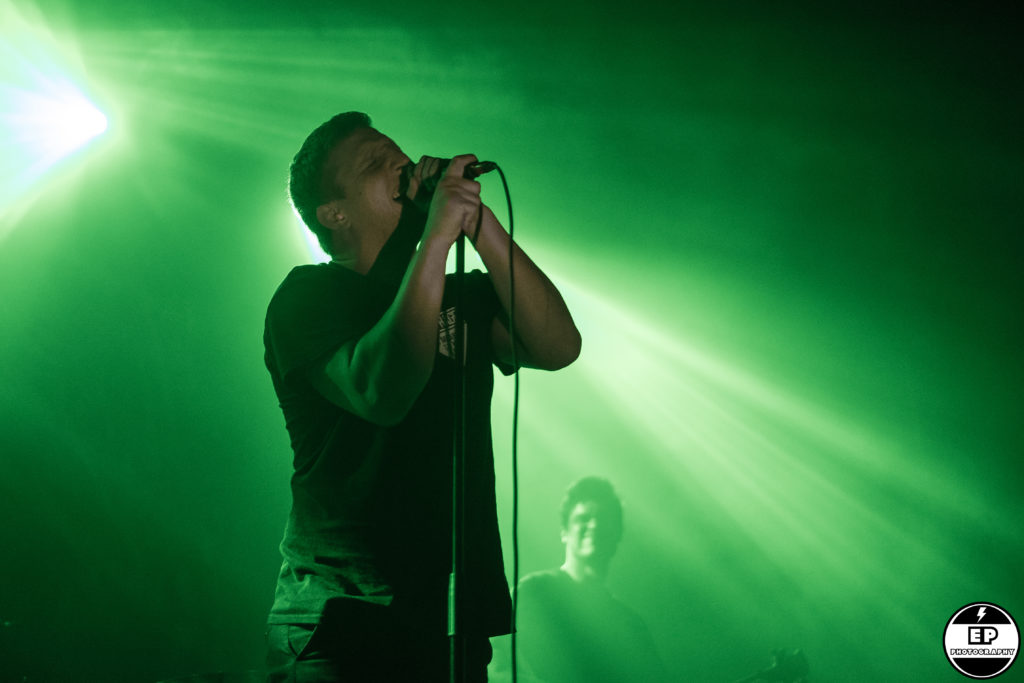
[1,1,109,229]
[5,83,109,174]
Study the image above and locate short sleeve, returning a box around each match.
[265,264,381,383]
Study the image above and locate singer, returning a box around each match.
[262,111,581,683]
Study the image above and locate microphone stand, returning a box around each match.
[449,231,467,683]
[429,162,493,683]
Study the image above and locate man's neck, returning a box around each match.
[331,231,386,275]
[334,204,424,280]
[560,558,608,584]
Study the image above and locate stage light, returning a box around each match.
[4,83,108,173]
[1,2,108,228]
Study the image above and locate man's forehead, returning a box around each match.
[329,127,397,170]
[348,126,387,146]
[570,501,602,516]
[332,127,383,159]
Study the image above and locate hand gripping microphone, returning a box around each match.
[399,159,498,203]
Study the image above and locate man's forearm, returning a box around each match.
[473,206,581,370]
[322,236,450,424]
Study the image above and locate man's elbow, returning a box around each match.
[345,383,416,427]
[534,327,582,371]
[361,396,411,427]
[558,328,583,368]
[320,358,416,427]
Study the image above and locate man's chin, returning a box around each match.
[397,192,429,215]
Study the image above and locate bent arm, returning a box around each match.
[472,206,581,370]
[311,155,481,425]
[312,236,450,426]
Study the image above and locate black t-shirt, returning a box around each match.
[263,228,512,637]
[516,568,667,682]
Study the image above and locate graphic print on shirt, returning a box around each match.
[438,306,468,364]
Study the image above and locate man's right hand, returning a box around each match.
[423,154,482,248]
[403,155,445,209]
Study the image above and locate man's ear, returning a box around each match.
[316,202,345,231]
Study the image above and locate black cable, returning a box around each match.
[493,165,519,683]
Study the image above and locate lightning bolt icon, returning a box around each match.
[977,606,988,623]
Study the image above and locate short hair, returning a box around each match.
[288,111,372,255]
[560,476,624,535]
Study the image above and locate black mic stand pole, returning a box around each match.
[449,230,468,683]
[437,162,494,683]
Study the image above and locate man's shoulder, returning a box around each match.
[276,262,358,293]
[519,568,571,592]
[268,263,366,314]
[521,567,567,582]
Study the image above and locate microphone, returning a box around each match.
[400,158,498,202]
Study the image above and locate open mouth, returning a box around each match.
[396,163,413,201]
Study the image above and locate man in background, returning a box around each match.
[513,477,667,683]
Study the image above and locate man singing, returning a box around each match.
[263,112,581,682]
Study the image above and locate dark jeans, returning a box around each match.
[266,600,492,682]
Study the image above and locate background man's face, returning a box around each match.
[562,500,621,565]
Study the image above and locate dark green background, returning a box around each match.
[1,1,1020,681]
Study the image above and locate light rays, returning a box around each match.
[490,253,995,670]
[0,1,109,233]
[0,8,1015,681]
